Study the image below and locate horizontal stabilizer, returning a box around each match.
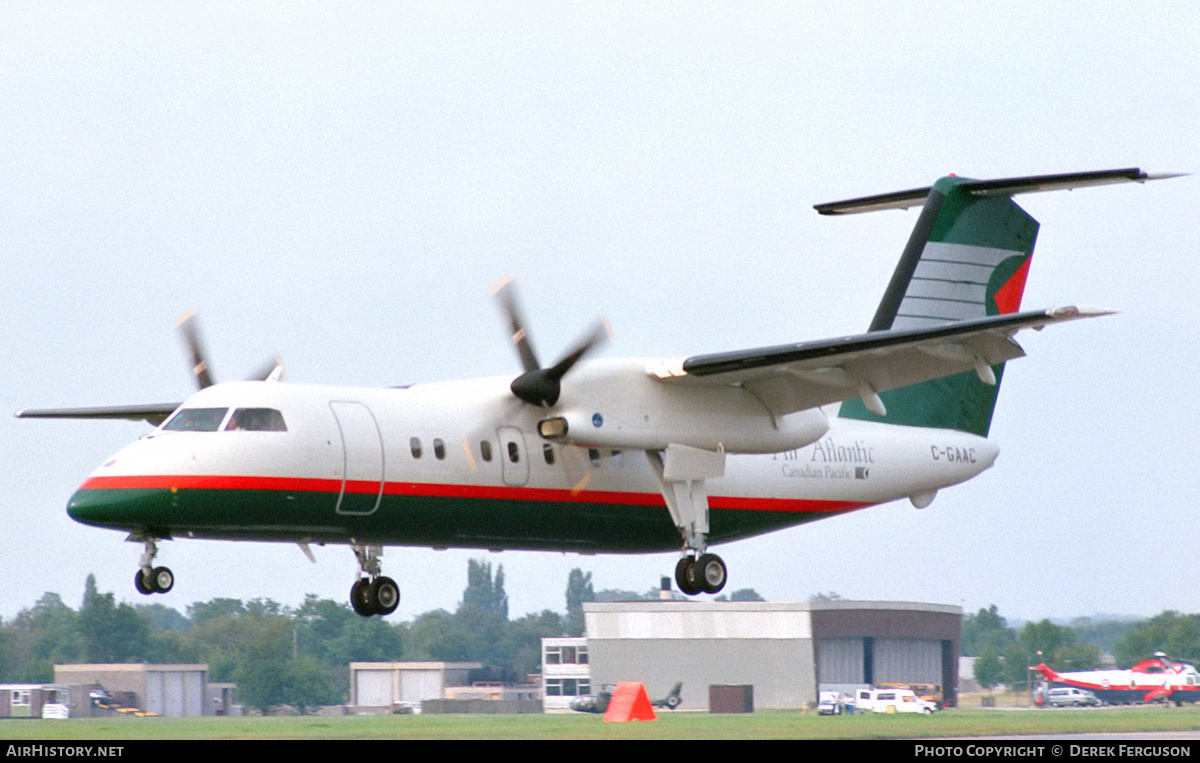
[667,306,1112,420]
[814,168,1182,215]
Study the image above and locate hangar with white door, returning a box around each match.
[581,600,960,710]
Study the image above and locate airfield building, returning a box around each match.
[549,600,959,711]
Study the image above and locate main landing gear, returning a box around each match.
[675,552,727,596]
[132,537,174,595]
[350,543,399,617]
[646,446,730,597]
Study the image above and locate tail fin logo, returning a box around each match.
[988,254,1033,315]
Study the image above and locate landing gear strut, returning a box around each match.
[646,446,730,597]
[350,543,399,617]
[132,537,174,595]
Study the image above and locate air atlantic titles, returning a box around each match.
[777,438,874,481]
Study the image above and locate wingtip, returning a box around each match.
[1141,171,1190,182]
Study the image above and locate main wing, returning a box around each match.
[15,403,181,425]
[654,306,1110,419]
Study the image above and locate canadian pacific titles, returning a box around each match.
[776,437,873,480]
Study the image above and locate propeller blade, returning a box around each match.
[175,309,215,389]
[510,319,610,407]
[545,318,611,382]
[491,275,541,373]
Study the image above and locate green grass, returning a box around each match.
[4,706,1200,740]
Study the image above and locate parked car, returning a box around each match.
[817,691,844,715]
[1046,687,1102,707]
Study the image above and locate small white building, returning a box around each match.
[541,638,591,712]
[54,664,208,717]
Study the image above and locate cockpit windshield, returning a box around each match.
[225,408,287,432]
[161,407,287,433]
[162,408,228,432]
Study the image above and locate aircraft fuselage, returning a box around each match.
[68,370,997,554]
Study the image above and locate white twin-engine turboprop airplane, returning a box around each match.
[18,168,1176,617]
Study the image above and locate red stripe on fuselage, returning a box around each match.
[78,474,869,514]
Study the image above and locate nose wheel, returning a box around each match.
[135,566,174,595]
[350,543,399,617]
[350,575,400,617]
[675,552,727,596]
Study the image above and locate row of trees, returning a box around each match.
[0,562,761,713]
[5,572,1193,707]
[962,604,1200,691]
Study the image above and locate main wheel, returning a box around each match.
[675,557,702,595]
[150,566,174,594]
[695,553,727,594]
[370,576,400,616]
[350,578,376,617]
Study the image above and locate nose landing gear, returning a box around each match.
[131,537,174,595]
[350,543,399,617]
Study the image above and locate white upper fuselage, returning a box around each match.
[74,363,998,552]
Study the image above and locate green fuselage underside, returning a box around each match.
[69,485,850,553]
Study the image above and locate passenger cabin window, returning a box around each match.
[163,408,228,432]
[410,437,422,459]
[543,444,555,465]
[480,440,493,462]
[225,408,287,432]
[433,438,446,460]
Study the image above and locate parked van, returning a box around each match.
[1046,687,1102,707]
[855,687,937,714]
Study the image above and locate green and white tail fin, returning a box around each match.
[821,168,1168,436]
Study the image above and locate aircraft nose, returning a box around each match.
[67,478,170,531]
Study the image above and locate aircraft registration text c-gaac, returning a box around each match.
[930,445,978,464]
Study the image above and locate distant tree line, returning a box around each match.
[0,562,761,713]
[962,604,1200,691]
[11,573,1185,708]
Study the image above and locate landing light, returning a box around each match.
[538,417,569,440]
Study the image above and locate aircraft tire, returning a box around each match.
[675,557,702,596]
[350,578,376,617]
[135,569,154,595]
[696,553,727,594]
[151,567,174,594]
[371,577,400,616]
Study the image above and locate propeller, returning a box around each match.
[176,309,284,389]
[176,309,215,389]
[491,276,610,408]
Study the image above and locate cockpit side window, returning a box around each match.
[225,408,287,432]
[162,408,229,432]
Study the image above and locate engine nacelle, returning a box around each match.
[537,398,829,455]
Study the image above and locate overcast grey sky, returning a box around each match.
[2,2,1196,626]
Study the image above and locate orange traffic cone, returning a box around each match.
[603,682,658,722]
